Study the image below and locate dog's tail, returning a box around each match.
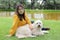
[42,28,50,31]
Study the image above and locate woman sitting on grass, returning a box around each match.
[7,4,33,37]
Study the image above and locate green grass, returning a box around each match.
[0,9,60,14]
[25,9,60,12]
[0,17,60,40]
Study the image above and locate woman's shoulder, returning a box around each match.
[25,12,28,17]
[13,14,17,17]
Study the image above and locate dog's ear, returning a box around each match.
[31,20,34,24]
[41,22,43,28]
[32,22,37,28]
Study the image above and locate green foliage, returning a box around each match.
[0,0,60,9]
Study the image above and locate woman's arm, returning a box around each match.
[8,14,19,36]
[25,13,33,30]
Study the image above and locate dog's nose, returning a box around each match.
[38,25,41,28]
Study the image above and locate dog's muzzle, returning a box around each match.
[38,25,41,28]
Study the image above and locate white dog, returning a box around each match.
[15,24,35,38]
[15,20,49,38]
[32,20,49,36]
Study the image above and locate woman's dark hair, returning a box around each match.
[15,4,25,21]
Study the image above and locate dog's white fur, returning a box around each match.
[15,24,35,38]
[32,20,49,36]
[15,20,49,38]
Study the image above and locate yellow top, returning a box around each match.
[9,13,31,36]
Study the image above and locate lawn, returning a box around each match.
[0,9,60,14]
[0,17,60,40]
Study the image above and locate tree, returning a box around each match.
[31,0,38,9]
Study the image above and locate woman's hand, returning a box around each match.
[29,24,33,30]
[6,34,12,37]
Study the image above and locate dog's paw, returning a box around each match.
[40,32,44,35]
[16,35,27,38]
[17,36,26,38]
[42,31,49,34]
[28,35,36,37]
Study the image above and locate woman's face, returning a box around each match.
[18,7,24,14]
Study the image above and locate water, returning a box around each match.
[0,11,60,20]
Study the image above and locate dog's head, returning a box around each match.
[33,20,43,29]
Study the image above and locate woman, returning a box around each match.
[7,4,33,37]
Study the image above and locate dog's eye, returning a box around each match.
[36,23,38,24]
